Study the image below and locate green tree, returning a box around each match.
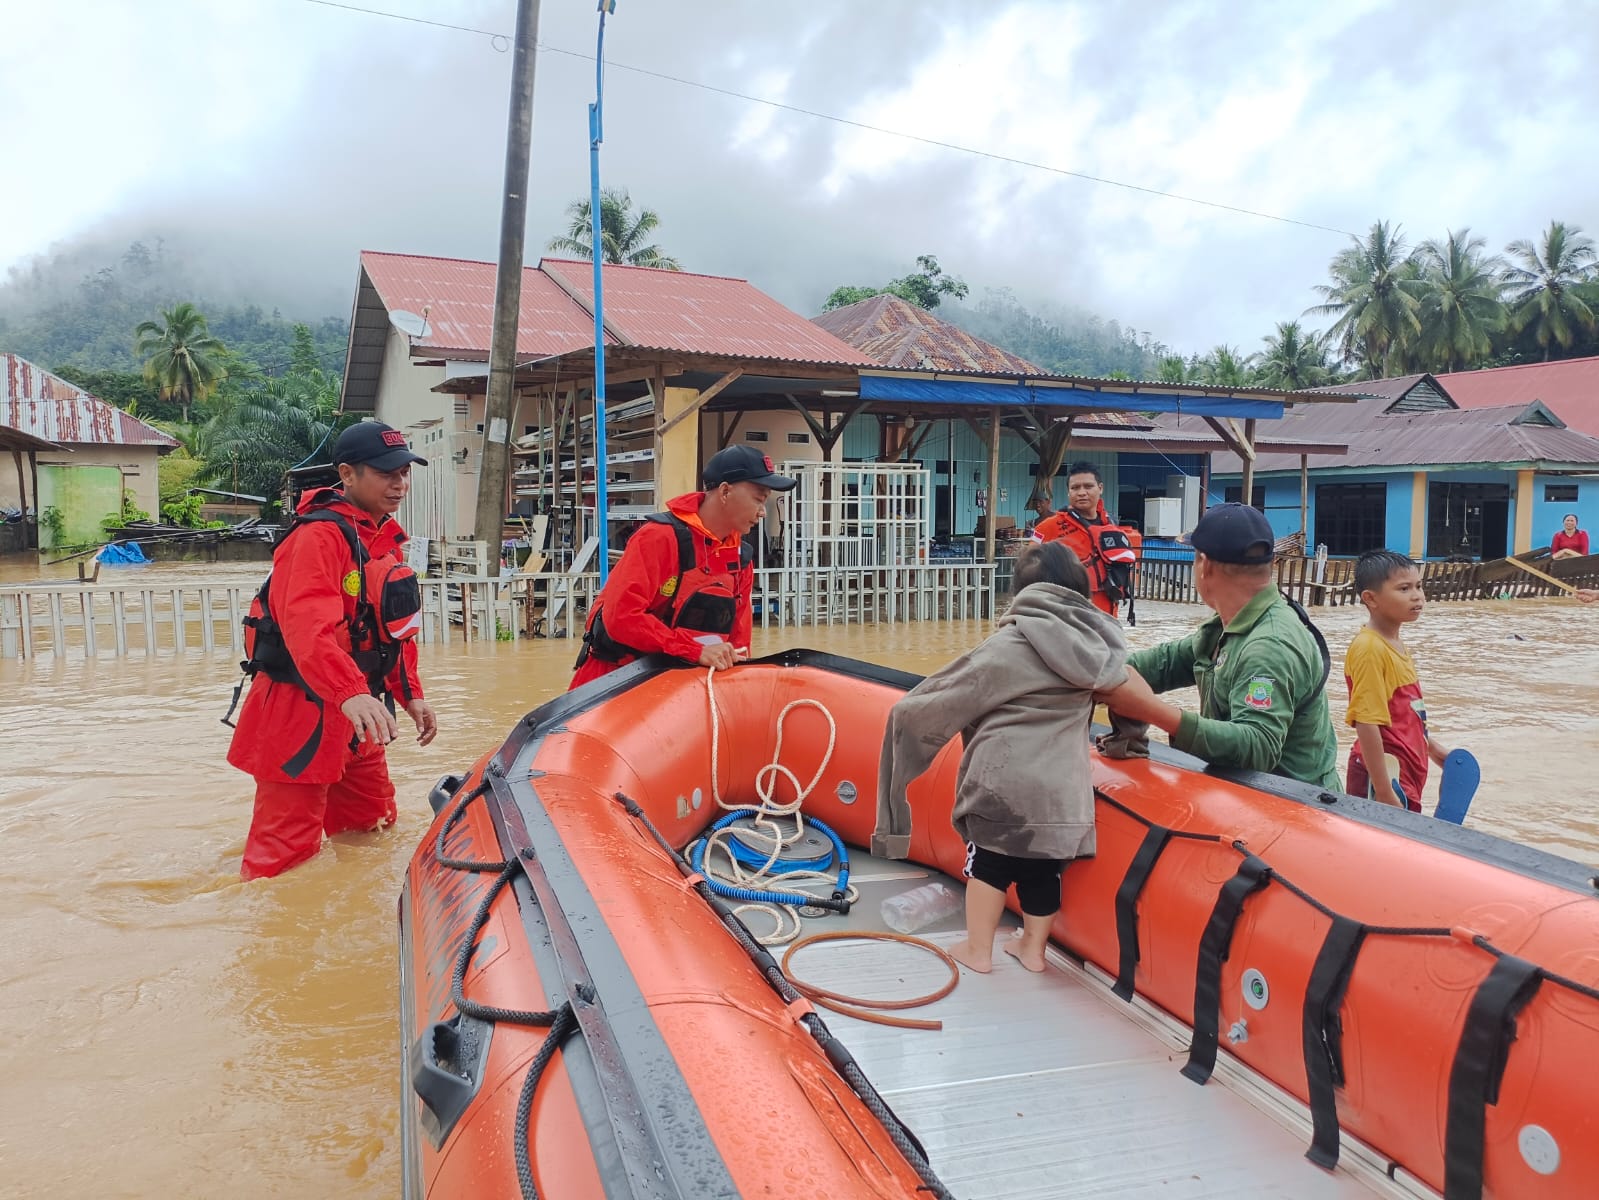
[134,302,228,423]
[288,322,320,375]
[822,254,970,312]
[1155,354,1191,383]
[1413,229,1506,373]
[1254,321,1331,390]
[547,188,682,269]
[202,369,352,501]
[1501,221,1597,361]
[1308,220,1423,378]
[1195,345,1254,386]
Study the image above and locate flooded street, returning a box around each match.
[2,593,1596,1197]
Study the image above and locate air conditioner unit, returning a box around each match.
[1144,497,1183,537]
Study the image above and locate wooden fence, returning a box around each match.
[0,563,997,661]
[1272,555,1599,608]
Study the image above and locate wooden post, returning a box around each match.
[1240,418,1258,503]
[984,411,1002,564]
[11,450,26,516]
[1299,454,1309,540]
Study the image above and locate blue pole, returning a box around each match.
[589,1,613,583]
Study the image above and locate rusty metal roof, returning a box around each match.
[2,354,178,449]
[1177,390,1599,475]
[1436,356,1599,438]
[811,294,1041,375]
[538,258,874,365]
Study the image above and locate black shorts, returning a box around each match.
[964,844,1066,917]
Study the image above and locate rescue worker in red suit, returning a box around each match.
[570,445,797,690]
[1030,460,1125,619]
[227,422,438,881]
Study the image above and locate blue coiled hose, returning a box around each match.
[690,812,852,914]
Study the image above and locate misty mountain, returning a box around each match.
[0,237,349,376]
[945,288,1174,378]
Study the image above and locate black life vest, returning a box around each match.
[576,512,753,667]
[222,505,422,725]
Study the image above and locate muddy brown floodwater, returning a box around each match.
[1,593,1595,1197]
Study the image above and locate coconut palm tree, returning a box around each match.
[1255,321,1332,390]
[203,369,352,501]
[1413,229,1507,373]
[1195,345,1254,387]
[547,188,682,269]
[1501,221,1597,361]
[1307,221,1423,378]
[134,302,228,424]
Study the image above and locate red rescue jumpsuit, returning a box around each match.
[569,492,754,691]
[1029,500,1120,618]
[227,489,423,880]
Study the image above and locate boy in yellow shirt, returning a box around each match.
[1344,550,1451,811]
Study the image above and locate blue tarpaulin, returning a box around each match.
[857,373,1286,419]
[98,541,149,565]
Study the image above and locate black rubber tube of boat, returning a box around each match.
[611,791,957,1200]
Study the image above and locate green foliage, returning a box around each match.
[202,367,353,500]
[945,287,1173,378]
[40,506,64,544]
[158,450,207,509]
[159,494,225,528]
[0,239,348,376]
[134,301,228,423]
[548,188,682,269]
[822,254,970,312]
[1501,221,1597,362]
[102,491,152,534]
[1254,321,1332,390]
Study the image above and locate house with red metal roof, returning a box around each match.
[1436,356,1599,438]
[1174,371,1599,560]
[2,354,179,550]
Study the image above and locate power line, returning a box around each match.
[295,0,1356,239]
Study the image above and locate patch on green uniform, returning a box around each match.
[1244,675,1276,710]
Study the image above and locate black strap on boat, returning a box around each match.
[1113,824,1172,1001]
[1442,953,1545,1200]
[1183,853,1272,1085]
[1302,916,1368,1169]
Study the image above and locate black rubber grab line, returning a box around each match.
[1183,854,1273,1085]
[1113,824,1172,1001]
[1302,916,1368,1170]
[1443,953,1545,1200]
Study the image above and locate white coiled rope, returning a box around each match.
[692,664,858,945]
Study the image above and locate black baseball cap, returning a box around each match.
[703,445,796,491]
[1183,503,1276,564]
[332,421,428,471]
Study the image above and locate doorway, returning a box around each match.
[1427,482,1510,559]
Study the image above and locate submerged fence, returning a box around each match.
[0,562,997,662]
[1272,554,1599,608]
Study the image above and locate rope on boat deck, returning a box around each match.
[698,664,858,943]
[782,931,961,1030]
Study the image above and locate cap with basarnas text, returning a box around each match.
[332,422,429,471]
[702,445,797,492]
[1181,503,1275,564]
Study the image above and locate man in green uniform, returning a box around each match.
[1107,503,1340,790]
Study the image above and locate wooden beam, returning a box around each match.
[782,393,829,444]
[1299,454,1310,540]
[984,412,1002,565]
[819,401,868,462]
[1240,418,1258,500]
[718,409,746,450]
[12,450,26,517]
[902,420,937,464]
[656,368,744,438]
[1201,415,1253,462]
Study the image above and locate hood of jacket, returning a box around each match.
[999,582,1128,691]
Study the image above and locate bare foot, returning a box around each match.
[947,938,992,974]
[1002,937,1047,973]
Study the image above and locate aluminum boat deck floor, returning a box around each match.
[782,852,1391,1200]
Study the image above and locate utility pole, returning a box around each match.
[472,0,542,553]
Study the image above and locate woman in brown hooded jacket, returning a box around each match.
[875,542,1130,972]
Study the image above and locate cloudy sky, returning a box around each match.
[3,0,1595,354]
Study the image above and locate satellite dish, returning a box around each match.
[390,309,432,339]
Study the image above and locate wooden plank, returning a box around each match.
[656,368,743,437]
[1504,555,1578,595]
[80,590,97,656]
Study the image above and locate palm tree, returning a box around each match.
[1412,229,1506,373]
[1155,355,1190,384]
[203,369,353,500]
[547,188,682,269]
[1501,221,1597,361]
[1255,321,1331,390]
[1196,345,1254,387]
[1307,220,1423,378]
[134,302,228,423]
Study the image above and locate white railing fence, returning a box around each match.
[0,563,999,661]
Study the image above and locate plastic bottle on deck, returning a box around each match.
[880,881,963,934]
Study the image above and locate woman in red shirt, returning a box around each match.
[1551,513,1589,558]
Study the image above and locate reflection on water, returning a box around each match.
[1,597,1596,1196]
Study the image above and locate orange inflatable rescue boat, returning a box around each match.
[399,650,1599,1199]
